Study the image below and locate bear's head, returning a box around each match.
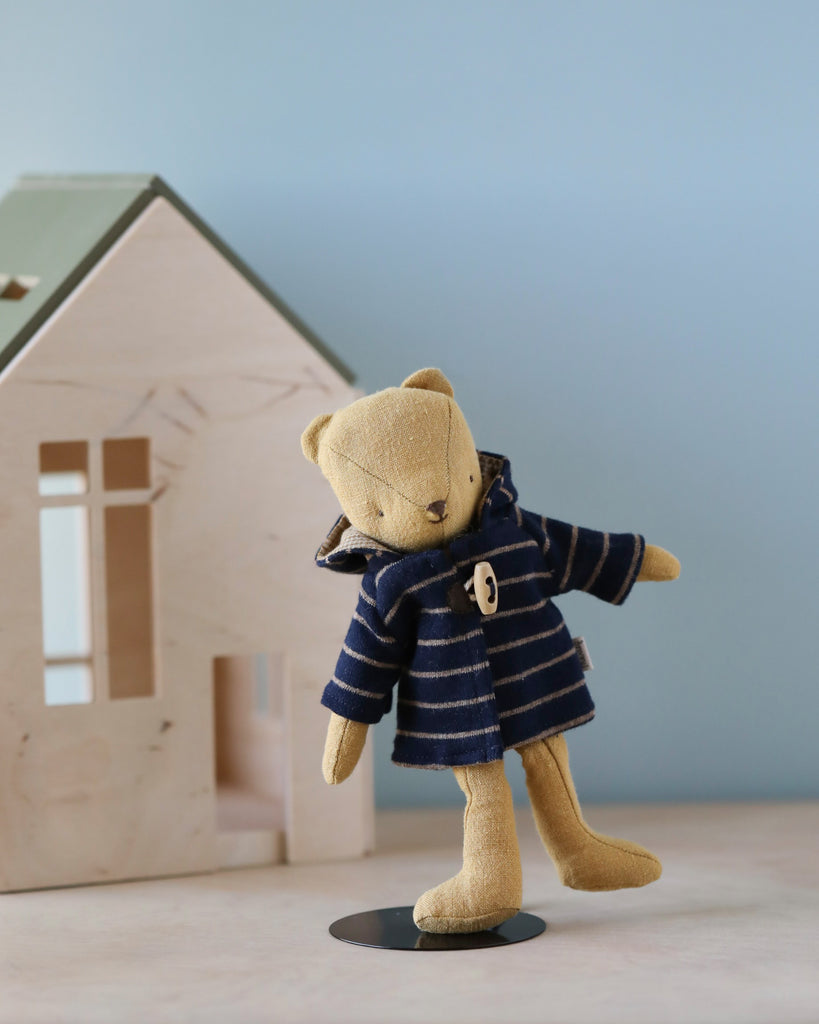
[301,368,482,552]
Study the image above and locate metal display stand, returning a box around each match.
[329,906,546,950]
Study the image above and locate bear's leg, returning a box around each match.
[516,733,662,891]
[413,759,522,934]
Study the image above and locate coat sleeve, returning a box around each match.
[520,509,645,605]
[320,570,406,724]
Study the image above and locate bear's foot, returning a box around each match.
[555,832,662,891]
[413,759,523,934]
[517,733,662,893]
[413,871,521,934]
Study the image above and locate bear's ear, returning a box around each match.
[401,367,454,397]
[301,413,333,463]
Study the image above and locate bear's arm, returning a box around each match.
[320,573,406,724]
[637,544,680,581]
[519,509,645,606]
[322,713,368,785]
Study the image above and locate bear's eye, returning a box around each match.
[469,475,474,483]
[378,510,385,517]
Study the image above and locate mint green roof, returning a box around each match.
[0,174,352,381]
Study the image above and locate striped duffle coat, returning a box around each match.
[318,452,645,769]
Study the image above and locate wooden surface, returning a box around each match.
[1,801,817,1024]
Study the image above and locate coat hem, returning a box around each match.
[508,709,595,750]
[391,709,596,769]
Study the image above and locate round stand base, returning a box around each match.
[329,906,546,950]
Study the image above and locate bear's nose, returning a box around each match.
[425,500,448,523]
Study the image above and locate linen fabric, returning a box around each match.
[318,452,645,769]
[413,758,522,933]
[517,733,662,890]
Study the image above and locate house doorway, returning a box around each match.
[212,653,287,868]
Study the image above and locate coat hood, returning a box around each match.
[316,451,516,574]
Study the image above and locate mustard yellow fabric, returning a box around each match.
[413,759,522,933]
[638,544,680,581]
[301,369,482,553]
[517,733,662,890]
[322,712,368,785]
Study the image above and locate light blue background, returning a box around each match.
[2,1,817,807]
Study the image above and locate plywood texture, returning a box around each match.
[0,197,371,891]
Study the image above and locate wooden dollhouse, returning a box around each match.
[0,174,373,892]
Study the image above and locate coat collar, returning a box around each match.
[316,450,517,574]
[475,451,517,528]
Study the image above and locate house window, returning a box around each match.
[103,437,150,490]
[38,439,157,705]
[39,502,93,705]
[0,274,39,300]
[39,440,89,495]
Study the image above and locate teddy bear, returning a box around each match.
[301,368,680,934]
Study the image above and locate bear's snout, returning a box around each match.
[425,500,448,523]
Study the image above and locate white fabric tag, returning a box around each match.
[573,636,593,672]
